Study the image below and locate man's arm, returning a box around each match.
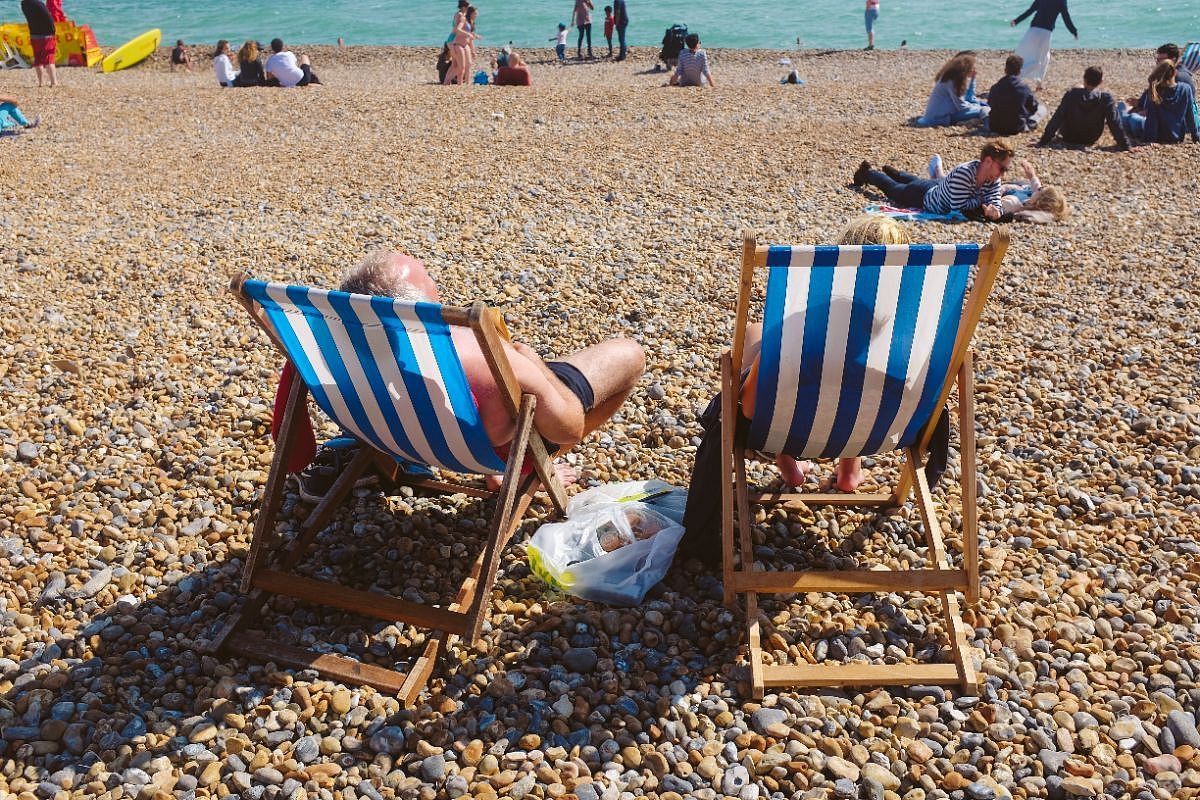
[980,180,1003,219]
[504,341,586,444]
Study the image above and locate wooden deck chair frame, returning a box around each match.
[207,272,568,705]
[721,228,1009,698]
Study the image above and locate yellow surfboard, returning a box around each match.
[101,28,160,73]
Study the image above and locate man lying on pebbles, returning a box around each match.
[322,250,646,492]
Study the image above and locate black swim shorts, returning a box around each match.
[545,361,596,413]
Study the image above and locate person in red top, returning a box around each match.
[21,0,58,87]
[494,49,531,85]
[47,0,66,23]
[603,6,615,58]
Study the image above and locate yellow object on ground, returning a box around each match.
[102,28,160,73]
[0,20,102,67]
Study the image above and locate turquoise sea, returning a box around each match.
[27,1,1200,50]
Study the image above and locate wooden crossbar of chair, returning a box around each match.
[207,273,568,705]
[723,228,1009,698]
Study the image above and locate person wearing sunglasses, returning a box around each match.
[852,139,1015,221]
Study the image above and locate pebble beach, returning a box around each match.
[1,44,1199,800]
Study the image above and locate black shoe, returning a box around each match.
[881,164,904,181]
[852,160,872,187]
[295,443,376,503]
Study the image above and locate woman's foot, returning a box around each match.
[775,455,814,487]
[835,458,865,492]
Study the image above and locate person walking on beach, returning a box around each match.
[1010,0,1077,88]
[670,33,714,87]
[20,0,57,87]
[574,0,594,60]
[613,0,629,61]
[852,139,1015,221]
[444,0,470,85]
[864,0,879,51]
[1036,66,1129,149]
[551,23,568,63]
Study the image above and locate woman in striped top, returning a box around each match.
[852,140,1015,220]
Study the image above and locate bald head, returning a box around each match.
[340,251,440,303]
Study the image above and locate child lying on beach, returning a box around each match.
[928,154,1068,223]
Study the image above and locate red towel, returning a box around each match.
[272,363,317,474]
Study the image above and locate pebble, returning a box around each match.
[0,48,1192,800]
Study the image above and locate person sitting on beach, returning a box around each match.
[265,38,321,88]
[1155,43,1194,93]
[1036,66,1130,150]
[915,53,988,127]
[233,40,267,87]
[678,216,912,566]
[927,154,1068,223]
[494,50,531,86]
[852,139,1014,221]
[171,40,192,73]
[987,54,1045,134]
[0,94,39,136]
[437,44,454,84]
[212,40,238,88]
[1120,62,1199,145]
[326,251,646,490]
[670,34,715,88]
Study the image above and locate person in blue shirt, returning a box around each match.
[916,53,988,127]
[1121,62,1199,145]
[1010,0,1077,88]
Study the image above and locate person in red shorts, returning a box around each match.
[21,0,58,87]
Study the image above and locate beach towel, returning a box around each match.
[865,203,967,223]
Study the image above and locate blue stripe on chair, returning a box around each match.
[746,247,793,451]
[857,263,928,455]
[413,301,507,472]
[818,259,882,459]
[1182,43,1199,73]
[324,290,426,465]
[779,264,835,455]
[897,262,971,448]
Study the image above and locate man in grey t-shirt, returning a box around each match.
[671,34,715,87]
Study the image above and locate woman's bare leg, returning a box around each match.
[741,323,812,486]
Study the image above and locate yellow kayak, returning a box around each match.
[102,28,160,73]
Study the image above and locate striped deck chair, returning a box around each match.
[209,273,567,704]
[721,228,1009,698]
[1182,43,1199,74]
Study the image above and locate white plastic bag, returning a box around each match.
[528,481,687,606]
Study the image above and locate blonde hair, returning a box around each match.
[238,40,259,64]
[340,251,430,301]
[1022,185,1068,220]
[837,215,912,245]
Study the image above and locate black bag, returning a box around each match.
[660,25,687,62]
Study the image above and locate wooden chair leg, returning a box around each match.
[957,351,980,606]
[907,451,980,695]
[463,394,538,643]
[241,377,310,594]
[528,432,568,516]
[720,350,739,608]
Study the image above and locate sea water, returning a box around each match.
[45,1,1200,50]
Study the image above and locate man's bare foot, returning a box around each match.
[835,458,865,492]
[775,455,814,487]
[485,460,578,491]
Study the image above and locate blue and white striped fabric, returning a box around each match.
[746,243,977,459]
[1182,43,1199,74]
[243,279,507,475]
